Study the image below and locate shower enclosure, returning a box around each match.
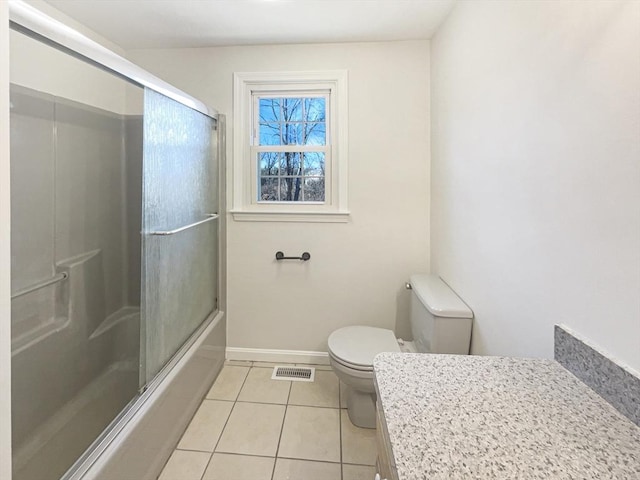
[9,9,223,480]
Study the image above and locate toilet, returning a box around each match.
[328,273,473,428]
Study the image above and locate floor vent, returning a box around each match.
[271,366,315,382]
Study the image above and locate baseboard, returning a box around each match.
[226,347,330,365]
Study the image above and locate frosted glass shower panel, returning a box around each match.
[142,89,218,383]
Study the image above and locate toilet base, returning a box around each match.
[344,384,376,429]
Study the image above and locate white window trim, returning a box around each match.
[231,70,349,223]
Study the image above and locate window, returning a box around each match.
[232,71,349,222]
[256,95,327,203]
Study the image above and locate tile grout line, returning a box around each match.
[175,448,372,467]
[339,380,344,480]
[235,399,335,408]
[197,364,252,480]
[270,375,293,480]
[225,360,254,367]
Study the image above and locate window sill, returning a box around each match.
[230,210,350,223]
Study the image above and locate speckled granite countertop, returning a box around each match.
[373,352,640,480]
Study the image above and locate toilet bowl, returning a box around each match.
[327,274,474,429]
[328,326,400,428]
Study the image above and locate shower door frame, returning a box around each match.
[7,1,215,119]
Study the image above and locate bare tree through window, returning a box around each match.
[256,96,327,202]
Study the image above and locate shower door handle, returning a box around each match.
[148,214,219,236]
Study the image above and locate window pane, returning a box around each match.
[304,122,325,145]
[303,177,325,201]
[257,96,327,147]
[259,152,280,175]
[259,98,281,122]
[281,177,303,201]
[303,152,324,176]
[260,177,279,201]
[282,123,303,145]
[304,98,325,122]
[282,98,302,122]
[259,123,281,145]
[280,152,301,176]
[254,94,329,204]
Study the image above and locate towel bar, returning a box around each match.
[275,251,311,261]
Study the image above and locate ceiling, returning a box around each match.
[41,0,456,50]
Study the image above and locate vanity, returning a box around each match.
[373,352,640,479]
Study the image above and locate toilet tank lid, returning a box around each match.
[410,274,473,319]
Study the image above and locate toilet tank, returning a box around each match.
[409,274,473,354]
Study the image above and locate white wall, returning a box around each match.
[431,0,640,370]
[1,2,13,477]
[128,41,430,352]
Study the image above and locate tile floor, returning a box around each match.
[158,360,378,480]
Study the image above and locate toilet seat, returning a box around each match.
[327,326,401,369]
[329,352,375,372]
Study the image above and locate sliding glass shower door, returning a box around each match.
[141,89,219,384]
[10,26,220,480]
[10,29,144,480]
